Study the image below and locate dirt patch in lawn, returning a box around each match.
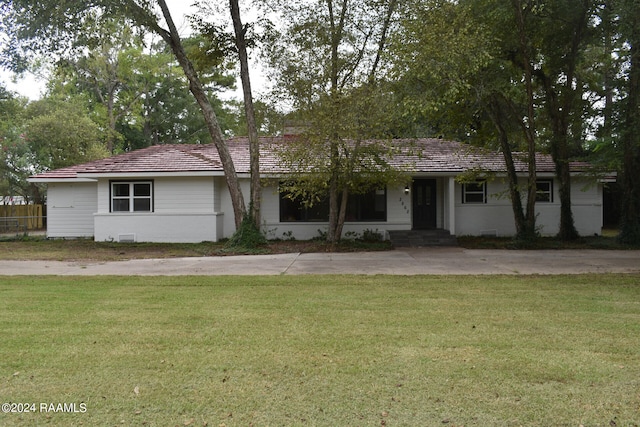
[0,237,393,261]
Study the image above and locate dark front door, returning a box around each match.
[412,179,437,229]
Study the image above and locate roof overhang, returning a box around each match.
[76,171,228,179]
[27,177,98,183]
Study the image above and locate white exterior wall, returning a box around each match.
[455,179,518,236]
[94,176,223,243]
[454,177,603,237]
[44,174,603,242]
[261,177,604,240]
[46,182,97,238]
[217,177,251,239]
[260,182,413,240]
[569,178,603,236]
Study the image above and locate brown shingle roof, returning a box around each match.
[29,137,587,180]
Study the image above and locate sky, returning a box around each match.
[0,1,258,101]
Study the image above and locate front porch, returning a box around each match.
[409,176,456,234]
[386,177,458,246]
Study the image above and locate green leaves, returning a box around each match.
[24,97,109,171]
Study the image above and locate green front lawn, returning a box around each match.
[1,274,639,426]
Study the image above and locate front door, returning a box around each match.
[412,179,437,229]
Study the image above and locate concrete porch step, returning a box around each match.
[388,229,458,247]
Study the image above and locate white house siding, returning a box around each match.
[44,175,603,242]
[94,213,220,242]
[260,182,413,240]
[454,179,514,236]
[570,178,603,236]
[216,177,251,239]
[46,182,97,238]
[454,177,603,237]
[93,176,222,243]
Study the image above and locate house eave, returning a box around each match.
[27,177,98,183]
[76,171,228,179]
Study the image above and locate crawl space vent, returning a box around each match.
[118,233,136,243]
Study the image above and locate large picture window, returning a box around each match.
[279,186,386,222]
[462,181,486,204]
[111,181,153,212]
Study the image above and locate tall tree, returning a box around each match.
[391,0,540,240]
[618,0,640,244]
[529,0,596,241]
[264,0,400,243]
[0,95,109,204]
[53,20,145,152]
[229,0,262,228]
[0,84,34,202]
[51,34,237,150]
[392,0,603,241]
[1,0,249,228]
[24,96,109,171]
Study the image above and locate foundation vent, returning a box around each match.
[118,233,136,243]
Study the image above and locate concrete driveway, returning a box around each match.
[1,247,639,275]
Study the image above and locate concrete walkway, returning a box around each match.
[1,247,639,275]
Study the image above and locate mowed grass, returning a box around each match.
[1,275,639,426]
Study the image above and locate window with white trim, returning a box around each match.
[535,180,553,202]
[462,181,486,203]
[111,181,153,212]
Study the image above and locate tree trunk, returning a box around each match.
[489,100,534,239]
[545,103,579,240]
[541,1,588,241]
[510,0,538,240]
[335,186,349,242]
[229,0,261,228]
[556,157,579,240]
[156,0,246,229]
[326,129,342,243]
[619,0,640,244]
[107,87,117,153]
[325,0,348,244]
[369,0,397,82]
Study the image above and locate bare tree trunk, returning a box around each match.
[552,138,579,241]
[229,0,261,228]
[326,0,348,243]
[324,0,395,243]
[156,0,246,228]
[537,1,589,241]
[334,186,349,242]
[619,0,640,244]
[107,88,117,153]
[327,170,340,243]
[488,98,533,239]
[511,0,538,239]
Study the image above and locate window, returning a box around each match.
[111,181,153,212]
[279,185,387,222]
[535,180,553,202]
[345,189,387,221]
[280,194,329,222]
[462,181,486,203]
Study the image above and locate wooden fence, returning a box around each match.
[0,205,45,231]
